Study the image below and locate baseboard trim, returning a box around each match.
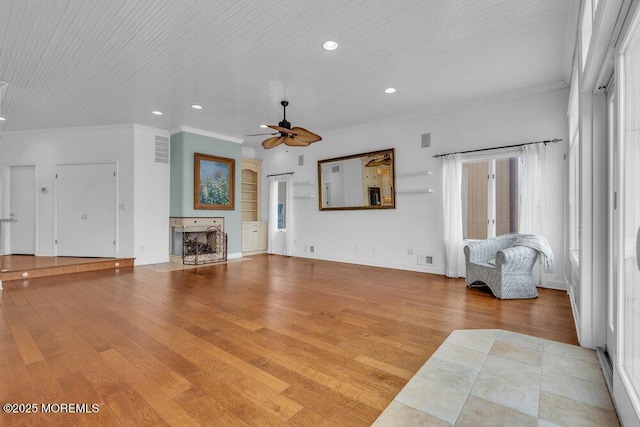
[292,252,446,275]
[541,279,568,291]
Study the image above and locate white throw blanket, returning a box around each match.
[514,234,555,273]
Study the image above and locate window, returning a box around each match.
[581,0,593,70]
[462,156,520,239]
[277,180,287,230]
[568,62,580,259]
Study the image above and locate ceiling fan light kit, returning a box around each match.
[257,101,322,149]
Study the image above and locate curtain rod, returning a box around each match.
[433,138,562,158]
[266,172,294,177]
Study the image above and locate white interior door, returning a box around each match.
[83,163,117,257]
[9,165,36,255]
[57,163,117,257]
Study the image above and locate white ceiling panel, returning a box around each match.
[0,0,573,147]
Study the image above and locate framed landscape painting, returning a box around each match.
[194,153,235,210]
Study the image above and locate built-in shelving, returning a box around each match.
[241,158,267,254]
[241,163,260,222]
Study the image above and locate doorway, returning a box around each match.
[8,165,37,255]
[609,6,640,424]
[268,175,293,256]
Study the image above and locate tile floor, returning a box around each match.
[373,329,620,426]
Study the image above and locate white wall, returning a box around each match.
[1,125,135,257]
[133,125,171,265]
[259,88,569,287]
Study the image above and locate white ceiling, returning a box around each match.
[0,0,575,148]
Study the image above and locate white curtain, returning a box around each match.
[442,154,465,278]
[283,173,294,256]
[519,143,546,235]
[267,176,278,254]
[267,174,294,255]
[519,143,548,285]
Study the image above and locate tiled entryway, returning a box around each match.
[373,329,619,426]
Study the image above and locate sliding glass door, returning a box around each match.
[613,6,640,423]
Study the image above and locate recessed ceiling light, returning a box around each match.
[323,41,338,51]
[191,104,203,110]
[260,124,268,128]
[0,116,5,121]
[152,110,163,115]
[384,87,397,94]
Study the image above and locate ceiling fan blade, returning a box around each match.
[365,153,391,167]
[284,136,311,147]
[267,125,322,143]
[267,125,293,134]
[289,127,322,143]
[262,136,285,149]
[246,132,278,136]
[366,159,389,167]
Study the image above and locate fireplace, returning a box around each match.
[170,217,227,265]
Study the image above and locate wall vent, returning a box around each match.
[298,155,304,166]
[155,136,169,163]
[417,254,433,265]
[421,133,431,148]
[332,165,340,173]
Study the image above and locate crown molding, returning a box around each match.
[133,123,170,135]
[1,123,134,136]
[170,126,243,144]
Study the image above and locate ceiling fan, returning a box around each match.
[365,152,392,167]
[248,101,322,149]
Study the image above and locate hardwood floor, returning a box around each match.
[0,255,577,426]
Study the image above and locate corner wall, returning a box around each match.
[170,130,242,256]
[133,125,171,265]
[260,88,569,287]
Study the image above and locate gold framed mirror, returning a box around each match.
[318,148,396,210]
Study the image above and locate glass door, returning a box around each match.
[606,79,618,375]
[614,8,640,423]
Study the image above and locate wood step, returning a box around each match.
[0,257,134,282]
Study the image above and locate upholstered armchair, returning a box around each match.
[464,234,540,299]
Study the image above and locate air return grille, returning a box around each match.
[155,136,169,163]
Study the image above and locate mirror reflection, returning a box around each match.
[318,148,396,210]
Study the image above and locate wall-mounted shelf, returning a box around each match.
[396,170,433,178]
[396,189,434,194]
